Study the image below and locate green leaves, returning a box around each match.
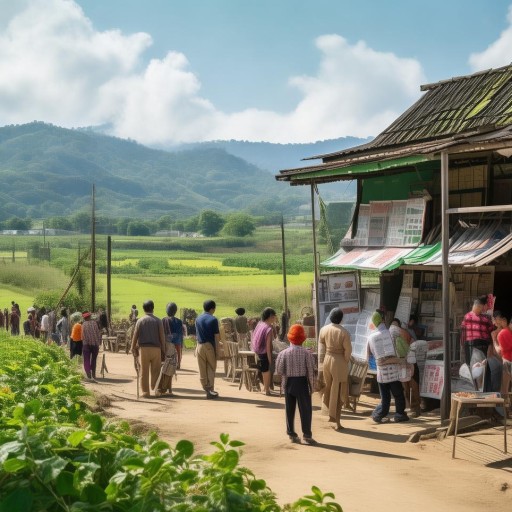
[288,486,344,512]
[0,488,33,512]
[3,458,27,473]
[37,456,68,484]
[67,430,87,447]
[0,334,344,511]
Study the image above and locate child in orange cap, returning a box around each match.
[275,324,317,445]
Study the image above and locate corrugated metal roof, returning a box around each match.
[316,65,512,162]
[277,65,512,184]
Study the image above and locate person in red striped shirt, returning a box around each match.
[461,296,494,365]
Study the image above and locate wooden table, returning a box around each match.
[450,394,507,459]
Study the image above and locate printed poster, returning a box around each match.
[420,360,444,399]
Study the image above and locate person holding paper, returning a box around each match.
[368,310,409,424]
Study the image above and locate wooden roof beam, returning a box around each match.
[446,204,512,214]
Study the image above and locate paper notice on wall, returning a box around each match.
[352,311,372,360]
[420,360,444,399]
[394,295,412,326]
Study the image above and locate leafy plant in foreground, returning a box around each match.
[0,335,343,511]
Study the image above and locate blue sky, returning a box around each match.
[1,0,511,144]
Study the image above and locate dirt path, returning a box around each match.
[88,350,511,511]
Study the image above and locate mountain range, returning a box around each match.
[0,122,364,220]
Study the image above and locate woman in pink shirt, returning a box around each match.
[251,307,277,396]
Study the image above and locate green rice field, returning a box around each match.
[0,228,319,322]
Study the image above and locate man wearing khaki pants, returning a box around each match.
[131,300,166,398]
[195,299,220,399]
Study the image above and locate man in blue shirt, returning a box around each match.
[195,299,220,399]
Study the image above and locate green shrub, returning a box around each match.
[33,290,89,312]
[0,335,343,511]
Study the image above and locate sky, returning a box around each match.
[0,0,512,145]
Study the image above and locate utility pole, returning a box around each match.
[107,235,112,331]
[91,184,96,312]
[281,215,289,319]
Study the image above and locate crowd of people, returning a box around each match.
[4,292,510,445]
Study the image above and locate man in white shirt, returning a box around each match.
[40,310,50,343]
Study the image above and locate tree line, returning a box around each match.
[0,210,287,237]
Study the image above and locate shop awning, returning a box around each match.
[422,224,512,267]
[322,223,512,271]
[401,243,442,265]
[321,247,416,271]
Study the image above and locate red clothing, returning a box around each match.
[461,312,493,343]
[497,327,512,361]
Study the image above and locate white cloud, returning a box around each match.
[0,0,426,144]
[212,35,425,143]
[469,5,512,71]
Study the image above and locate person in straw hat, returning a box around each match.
[275,324,317,445]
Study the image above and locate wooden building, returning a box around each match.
[276,65,512,416]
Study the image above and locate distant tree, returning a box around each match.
[127,221,151,236]
[258,212,283,226]
[46,216,73,231]
[222,213,256,237]
[71,211,91,233]
[173,219,186,232]
[184,215,199,233]
[95,215,117,234]
[198,210,225,237]
[5,216,32,230]
[157,215,173,230]
[117,218,130,236]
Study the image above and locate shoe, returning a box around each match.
[209,390,219,397]
[289,435,300,444]
[154,390,162,397]
[142,392,150,398]
[303,437,317,446]
[392,415,410,423]
[206,391,219,399]
[372,416,390,424]
[89,377,98,383]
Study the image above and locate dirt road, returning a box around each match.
[88,350,511,511]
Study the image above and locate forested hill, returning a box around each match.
[164,137,371,173]
[0,123,309,220]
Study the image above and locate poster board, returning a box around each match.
[318,272,361,334]
[394,295,412,325]
[352,311,372,359]
[420,360,444,399]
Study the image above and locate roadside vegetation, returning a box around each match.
[0,334,343,511]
